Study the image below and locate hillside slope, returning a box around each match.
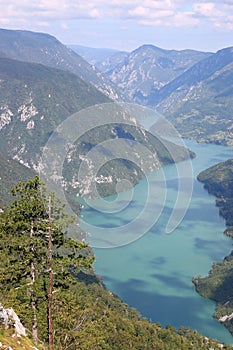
[0,56,194,204]
[0,56,109,166]
[150,47,233,145]
[194,159,233,335]
[101,44,211,105]
[0,152,35,207]
[0,28,123,100]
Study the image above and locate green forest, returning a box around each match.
[193,159,233,336]
[1,176,232,349]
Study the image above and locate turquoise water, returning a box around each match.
[80,140,233,344]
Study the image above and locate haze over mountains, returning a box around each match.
[72,43,212,102]
[69,44,121,67]
[74,42,233,146]
[0,28,122,100]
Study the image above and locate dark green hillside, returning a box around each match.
[0,56,194,201]
[0,28,122,100]
[197,159,233,228]
[2,269,231,349]
[0,56,109,161]
[0,152,35,207]
[63,123,195,199]
[193,159,233,335]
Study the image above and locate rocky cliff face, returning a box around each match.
[0,303,26,336]
[0,303,40,350]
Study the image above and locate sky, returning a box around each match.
[0,1,233,52]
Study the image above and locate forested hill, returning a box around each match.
[0,54,194,202]
[0,177,232,350]
[194,159,233,336]
[0,28,122,100]
[197,159,233,231]
[0,152,35,207]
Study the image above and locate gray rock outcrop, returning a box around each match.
[0,303,26,336]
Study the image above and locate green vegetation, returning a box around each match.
[1,177,231,349]
[150,48,233,146]
[197,159,233,230]
[0,328,44,350]
[0,56,194,203]
[0,28,122,100]
[193,159,233,335]
[0,152,35,207]
[63,123,195,200]
[0,176,94,346]
[0,56,109,163]
[193,252,233,335]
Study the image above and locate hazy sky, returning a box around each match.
[0,1,233,52]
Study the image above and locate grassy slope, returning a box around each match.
[0,329,44,349]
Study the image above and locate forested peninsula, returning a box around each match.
[193,159,233,336]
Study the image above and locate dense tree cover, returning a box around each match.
[0,152,35,208]
[197,159,233,231]
[0,176,94,346]
[194,160,233,336]
[0,177,232,349]
[193,252,233,336]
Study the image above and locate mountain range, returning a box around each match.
[0,29,193,206]
[72,44,211,102]
[69,44,121,66]
[75,43,233,146]
[0,28,122,100]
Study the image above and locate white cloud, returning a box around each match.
[193,1,233,30]
[0,0,232,31]
[61,22,69,30]
[128,7,174,19]
[139,11,198,27]
[193,2,224,18]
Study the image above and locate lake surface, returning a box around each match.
[80,140,233,344]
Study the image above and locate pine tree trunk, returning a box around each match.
[30,221,38,344]
[48,197,53,350]
[31,296,38,344]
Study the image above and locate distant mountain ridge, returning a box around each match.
[149,46,233,105]
[151,46,233,145]
[69,44,121,66]
[85,42,233,146]
[95,44,212,105]
[0,28,123,100]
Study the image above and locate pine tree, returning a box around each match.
[0,176,94,345]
